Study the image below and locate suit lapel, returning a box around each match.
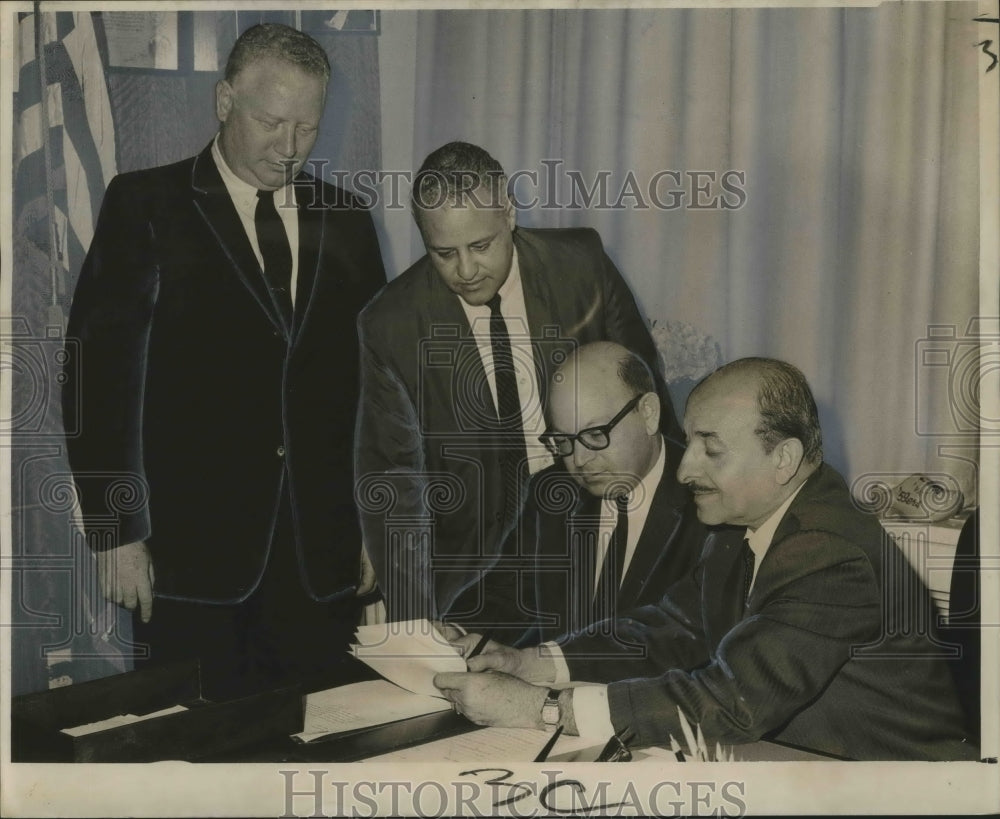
[516,233,562,411]
[567,490,603,604]
[289,176,323,345]
[425,266,498,426]
[618,455,685,605]
[704,529,749,645]
[190,145,285,334]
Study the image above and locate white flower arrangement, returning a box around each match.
[670,706,736,762]
[649,319,722,384]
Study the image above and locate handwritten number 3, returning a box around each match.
[460,768,534,808]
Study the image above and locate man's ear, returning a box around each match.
[639,392,661,435]
[503,188,516,232]
[216,80,233,123]
[772,438,805,485]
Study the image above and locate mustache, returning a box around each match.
[684,482,715,494]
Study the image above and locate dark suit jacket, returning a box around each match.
[63,143,386,603]
[561,464,976,760]
[356,227,677,619]
[529,438,705,642]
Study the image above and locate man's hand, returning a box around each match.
[433,621,465,643]
[356,544,378,596]
[459,639,557,684]
[434,671,548,729]
[97,540,155,622]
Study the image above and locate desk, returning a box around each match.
[12,660,839,763]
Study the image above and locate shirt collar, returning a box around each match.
[744,480,806,561]
[460,247,521,314]
[602,436,665,515]
[211,134,294,211]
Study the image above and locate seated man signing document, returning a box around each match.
[435,358,977,761]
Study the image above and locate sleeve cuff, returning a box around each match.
[542,641,570,684]
[570,685,615,739]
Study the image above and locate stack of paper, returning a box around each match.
[351,619,467,697]
[293,680,450,743]
[60,705,188,736]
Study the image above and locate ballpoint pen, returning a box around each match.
[465,629,494,661]
[533,725,564,762]
[595,727,634,762]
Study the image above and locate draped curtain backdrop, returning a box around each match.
[381,3,981,499]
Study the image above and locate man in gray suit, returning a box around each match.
[523,341,706,642]
[436,358,976,761]
[356,142,679,624]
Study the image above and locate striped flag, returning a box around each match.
[12,9,126,692]
[14,8,116,325]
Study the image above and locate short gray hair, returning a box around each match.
[693,357,824,464]
[411,141,508,221]
[225,24,330,84]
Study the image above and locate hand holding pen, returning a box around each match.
[465,629,494,663]
[445,629,497,666]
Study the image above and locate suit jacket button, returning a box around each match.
[276,446,286,457]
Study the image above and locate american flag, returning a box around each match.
[11,8,125,692]
[13,8,116,327]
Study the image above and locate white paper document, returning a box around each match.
[293,679,450,742]
[59,705,189,737]
[351,620,467,697]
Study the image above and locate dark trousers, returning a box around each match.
[132,488,360,700]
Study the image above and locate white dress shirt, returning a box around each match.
[211,136,299,306]
[459,250,554,475]
[560,480,806,738]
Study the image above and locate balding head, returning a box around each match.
[677,357,821,528]
[691,357,823,465]
[544,342,661,497]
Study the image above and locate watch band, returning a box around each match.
[541,688,561,731]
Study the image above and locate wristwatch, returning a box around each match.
[541,688,561,731]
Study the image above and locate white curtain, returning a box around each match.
[380,3,981,499]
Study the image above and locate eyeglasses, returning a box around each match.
[539,394,643,457]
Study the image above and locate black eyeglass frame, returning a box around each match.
[538,393,645,457]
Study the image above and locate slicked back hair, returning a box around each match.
[224,23,330,85]
[693,357,823,464]
[411,141,509,225]
[617,348,656,399]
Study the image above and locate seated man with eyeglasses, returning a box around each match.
[458,341,707,644]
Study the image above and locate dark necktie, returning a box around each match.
[486,293,527,526]
[593,494,629,622]
[255,189,293,325]
[742,538,755,608]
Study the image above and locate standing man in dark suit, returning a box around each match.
[525,342,705,642]
[437,358,975,761]
[356,141,679,624]
[63,24,386,698]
